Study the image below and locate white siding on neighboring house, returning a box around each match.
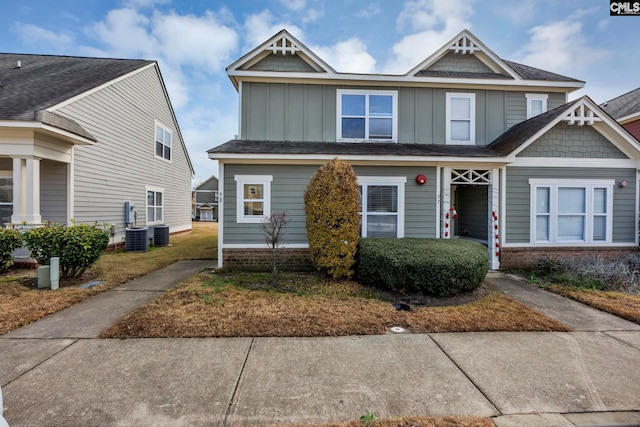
[54,65,192,240]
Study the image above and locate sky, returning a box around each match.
[1,0,639,184]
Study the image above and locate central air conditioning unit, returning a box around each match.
[125,227,148,252]
[153,224,170,247]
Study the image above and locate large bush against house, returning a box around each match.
[0,229,23,272]
[24,224,110,279]
[357,238,488,296]
[304,158,361,280]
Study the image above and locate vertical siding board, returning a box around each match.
[287,85,305,140]
[398,88,416,143]
[223,164,438,244]
[305,85,324,141]
[505,167,636,244]
[433,89,446,143]
[475,90,486,145]
[323,86,336,141]
[486,91,505,143]
[247,83,268,140]
[415,88,434,144]
[267,83,286,140]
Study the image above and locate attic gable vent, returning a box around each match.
[449,36,480,55]
[563,104,603,126]
[266,34,300,55]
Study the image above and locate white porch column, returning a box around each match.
[441,167,452,238]
[10,157,42,225]
[489,168,501,270]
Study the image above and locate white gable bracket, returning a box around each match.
[563,103,603,126]
[449,35,481,55]
[267,34,301,55]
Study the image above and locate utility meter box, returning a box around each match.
[124,201,135,225]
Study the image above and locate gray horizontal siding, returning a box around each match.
[40,160,67,225]
[223,163,438,245]
[505,167,636,244]
[58,65,192,239]
[243,82,567,145]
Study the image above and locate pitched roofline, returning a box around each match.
[0,119,97,145]
[405,29,521,79]
[227,29,337,89]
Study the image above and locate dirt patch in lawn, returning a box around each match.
[102,272,570,338]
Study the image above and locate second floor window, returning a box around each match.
[446,93,476,145]
[155,123,172,161]
[337,89,397,142]
[526,94,548,119]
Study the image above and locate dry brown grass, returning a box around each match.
[0,222,216,335]
[102,271,570,338]
[284,415,495,427]
[545,285,640,324]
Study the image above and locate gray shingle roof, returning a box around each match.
[488,99,580,155]
[0,53,153,138]
[208,140,500,157]
[414,70,513,79]
[502,60,583,83]
[601,87,640,119]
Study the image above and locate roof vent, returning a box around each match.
[17,60,21,68]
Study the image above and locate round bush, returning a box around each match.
[356,238,488,297]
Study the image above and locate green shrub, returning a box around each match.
[304,158,361,280]
[0,229,23,272]
[356,238,488,297]
[24,224,110,278]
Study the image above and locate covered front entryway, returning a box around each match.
[440,167,502,270]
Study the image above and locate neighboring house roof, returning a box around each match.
[502,60,582,83]
[209,140,500,157]
[600,87,640,122]
[195,175,219,191]
[0,53,153,139]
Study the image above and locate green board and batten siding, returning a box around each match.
[505,167,636,244]
[241,82,565,145]
[223,164,438,245]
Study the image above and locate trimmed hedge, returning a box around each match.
[0,229,23,272]
[24,224,110,279]
[356,238,488,297]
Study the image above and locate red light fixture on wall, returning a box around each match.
[416,174,427,185]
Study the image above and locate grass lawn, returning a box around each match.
[102,270,570,338]
[0,222,216,335]
[542,284,640,324]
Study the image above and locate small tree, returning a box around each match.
[260,211,290,286]
[304,158,360,279]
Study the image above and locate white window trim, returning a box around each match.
[529,178,614,245]
[446,93,476,145]
[235,175,272,224]
[357,176,406,238]
[336,89,398,142]
[145,186,164,225]
[154,120,172,162]
[525,93,548,119]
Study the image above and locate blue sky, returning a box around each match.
[2,0,638,183]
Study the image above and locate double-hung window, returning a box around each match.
[446,93,475,145]
[358,176,406,238]
[337,89,397,142]
[146,187,164,224]
[155,122,172,161]
[526,94,548,119]
[235,175,272,223]
[530,179,614,244]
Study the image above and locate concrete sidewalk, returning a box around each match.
[1,269,640,427]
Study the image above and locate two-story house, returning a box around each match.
[209,29,640,271]
[0,53,194,250]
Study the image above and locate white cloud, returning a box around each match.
[312,38,376,73]
[303,8,324,24]
[492,0,537,26]
[278,0,305,11]
[243,10,304,50]
[516,19,609,76]
[11,23,75,51]
[356,3,381,19]
[384,0,474,74]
